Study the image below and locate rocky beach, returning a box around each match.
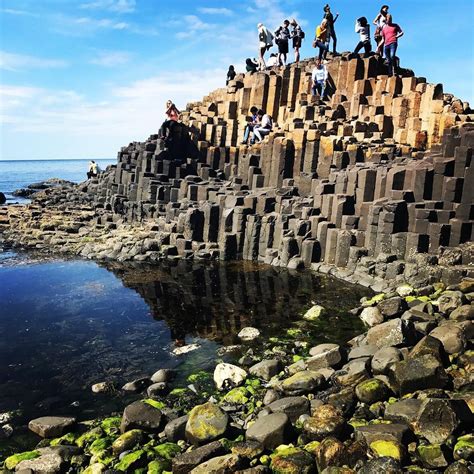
[1,51,473,473]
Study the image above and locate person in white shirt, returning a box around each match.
[354,17,372,55]
[267,53,279,67]
[252,109,273,143]
[257,23,274,70]
[311,59,328,98]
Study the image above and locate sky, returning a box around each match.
[1,0,473,160]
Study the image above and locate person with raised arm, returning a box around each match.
[313,19,329,60]
[354,17,372,56]
[323,4,339,55]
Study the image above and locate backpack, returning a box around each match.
[300,29,305,39]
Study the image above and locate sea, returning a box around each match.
[0,159,116,203]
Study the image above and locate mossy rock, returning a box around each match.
[144,399,166,410]
[101,416,122,436]
[187,371,212,383]
[230,440,264,459]
[50,432,77,446]
[112,429,144,455]
[147,458,170,473]
[303,305,326,321]
[270,446,316,474]
[222,386,250,405]
[169,387,187,396]
[303,440,321,456]
[416,443,448,468]
[89,436,113,457]
[362,294,386,306]
[153,442,181,460]
[454,434,474,461]
[115,449,146,471]
[185,402,228,444]
[76,426,104,447]
[355,378,390,404]
[370,439,404,461]
[4,450,40,470]
[83,463,106,474]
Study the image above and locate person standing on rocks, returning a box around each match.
[313,19,329,60]
[252,109,273,143]
[274,20,291,67]
[257,23,274,70]
[311,59,328,99]
[354,17,372,56]
[290,19,305,63]
[373,4,389,55]
[159,100,180,144]
[323,4,339,55]
[241,106,259,145]
[381,14,403,76]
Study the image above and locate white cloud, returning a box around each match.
[74,17,129,29]
[89,51,131,67]
[0,51,68,71]
[197,7,233,16]
[0,8,35,16]
[80,0,136,13]
[176,15,212,39]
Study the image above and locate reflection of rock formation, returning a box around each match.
[102,260,368,345]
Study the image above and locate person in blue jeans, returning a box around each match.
[311,59,328,98]
[381,14,403,76]
[241,106,259,144]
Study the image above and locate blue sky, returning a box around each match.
[1,0,473,160]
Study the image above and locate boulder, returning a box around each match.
[377,297,405,318]
[333,358,370,386]
[246,412,290,450]
[348,344,378,360]
[280,370,324,395]
[172,441,226,474]
[355,423,411,445]
[214,363,247,390]
[369,440,405,462]
[453,433,474,461]
[429,324,466,354]
[249,359,281,381]
[355,378,391,404]
[366,318,416,348]
[359,307,384,327]
[303,404,347,441]
[165,415,188,442]
[191,454,244,473]
[120,400,163,433]
[122,376,151,392]
[384,399,422,425]
[371,347,402,375]
[390,354,449,395]
[408,335,449,365]
[185,402,228,444]
[303,305,325,321]
[307,344,343,370]
[459,278,474,293]
[450,304,474,321]
[315,437,348,471]
[270,447,316,473]
[151,368,172,383]
[267,396,311,423]
[437,291,464,314]
[112,429,144,455]
[358,457,402,474]
[147,382,168,397]
[15,453,63,473]
[238,327,260,341]
[416,443,449,468]
[28,416,76,438]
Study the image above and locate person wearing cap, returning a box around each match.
[257,23,274,70]
[290,18,305,63]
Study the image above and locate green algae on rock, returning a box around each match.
[4,450,41,470]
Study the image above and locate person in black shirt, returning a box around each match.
[226,65,236,84]
[290,18,304,63]
[274,19,290,67]
[323,4,339,54]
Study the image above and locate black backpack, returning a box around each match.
[300,29,305,39]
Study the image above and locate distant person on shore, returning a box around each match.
[267,53,279,67]
[246,57,259,73]
[226,65,236,84]
[313,19,329,60]
[311,59,328,98]
[290,19,305,63]
[252,109,273,144]
[323,4,339,54]
[354,17,372,55]
[274,20,291,67]
[381,14,403,76]
[159,100,180,144]
[241,106,259,145]
[373,5,389,55]
[87,160,98,179]
[257,23,274,70]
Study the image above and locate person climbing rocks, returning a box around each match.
[257,23,274,70]
[246,57,259,73]
[354,16,372,56]
[373,4,389,55]
[290,18,305,63]
[159,100,180,145]
[241,106,259,145]
[252,109,273,143]
[226,65,236,84]
[313,19,329,60]
[311,59,328,99]
[381,14,403,76]
[323,4,339,55]
[274,20,291,67]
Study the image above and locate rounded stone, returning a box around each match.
[371,347,402,375]
[303,305,326,321]
[246,412,290,450]
[120,400,163,433]
[303,404,346,441]
[238,327,260,341]
[280,370,324,396]
[185,402,228,445]
[360,307,384,327]
[213,363,247,390]
[270,446,315,473]
[355,378,390,404]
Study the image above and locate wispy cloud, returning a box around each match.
[197,7,233,16]
[176,15,213,39]
[0,8,36,16]
[0,51,68,71]
[89,50,131,67]
[79,0,136,13]
[74,16,129,29]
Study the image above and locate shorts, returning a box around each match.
[292,37,302,48]
[278,40,289,54]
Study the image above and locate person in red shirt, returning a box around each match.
[381,14,403,76]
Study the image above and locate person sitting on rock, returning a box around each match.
[251,109,273,144]
[381,14,403,76]
[246,57,259,73]
[87,160,98,179]
[274,20,291,67]
[226,65,236,84]
[354,17,372,56]
[267,53,279,67]
[290,18,305,63]
[257,23,274,70]
[373,4,389,55]
[159,100,180,145]
[313,19,329,60]
[241,106,259,145]
[311,59,328,99]
[323,4,339,55]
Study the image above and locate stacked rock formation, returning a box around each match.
[1,54,473,289]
